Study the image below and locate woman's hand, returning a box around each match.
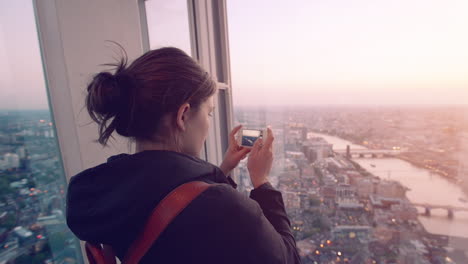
[219,125,251,176]
[247,127,274,189]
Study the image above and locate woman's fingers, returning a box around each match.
[229,125,242,147]
[251,137,263,155]
[239,147,251,159]
[263,127,274,151]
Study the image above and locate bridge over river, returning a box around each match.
[334,148,406,158]
[412,203,468,219]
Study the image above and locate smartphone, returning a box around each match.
[238,129,264,148]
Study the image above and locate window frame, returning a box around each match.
[33,0,84,182]
[35,0,149,262]
[188,0,234,166]
[138,0,234,165]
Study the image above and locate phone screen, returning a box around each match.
[241,129,262,147]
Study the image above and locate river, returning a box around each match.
[308,132,468,238]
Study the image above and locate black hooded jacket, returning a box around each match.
[66,150,301,263]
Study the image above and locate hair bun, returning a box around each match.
[114,73,135,106]
[87,71,124,117]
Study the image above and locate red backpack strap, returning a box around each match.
[84,181,215,264]
[85,242,117,264]
[122,180,214,264]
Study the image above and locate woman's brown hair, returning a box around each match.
[85,46,217,146]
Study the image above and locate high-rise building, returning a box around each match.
[302,137,333,162]
[4,153,20,169]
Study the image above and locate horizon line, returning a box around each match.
[2,103,468,111]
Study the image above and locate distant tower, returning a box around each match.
[21,148,31,171]
[346,145,351,159]
[301,127,307,141]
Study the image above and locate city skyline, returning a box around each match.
[2,101,468,263]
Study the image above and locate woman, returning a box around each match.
[66,47,301,263]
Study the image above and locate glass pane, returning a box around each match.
[145,0,192,55]
[211,0,226,83]
[228,0,468,263]
[0,1,83,263]
[217,89,229,154]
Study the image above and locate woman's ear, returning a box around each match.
[176,103,191,131]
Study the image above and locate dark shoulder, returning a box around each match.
[180,183,284,263]
[142,184,265,263]
[194,183,263,224]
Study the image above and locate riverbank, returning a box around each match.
[347,154,468,262]
[309,130,468,238]
[349,158,468,256]
[309,129,467,195]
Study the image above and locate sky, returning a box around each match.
[145,0,192,55]
[227,0,468,106]
[1,0,468,109]
[0,1,48,109]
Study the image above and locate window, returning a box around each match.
[0,1,83,263]
[145,0,221,161]
[228,0,468,263]
[144,0,193,55]
[144,1,234,164]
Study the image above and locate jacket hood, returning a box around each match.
[66,150,231,246]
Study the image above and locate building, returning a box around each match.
[297,239,317,258]
[398,240,430,264]
[12,226,33,243]
[369,195,403,209]
[16,147,26,159]
[376,180,407,198]
[336,184,356,199]
[356,178,374,199]
[337,198,365,210]
[4,153,20,169]
[284,191,301,209]
[391,202,418,221]
[302,137,333,162]
[332,225,372,243]
[322,185,337,199]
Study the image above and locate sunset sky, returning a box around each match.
[227,0,468,106]
[1,0,468,109]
